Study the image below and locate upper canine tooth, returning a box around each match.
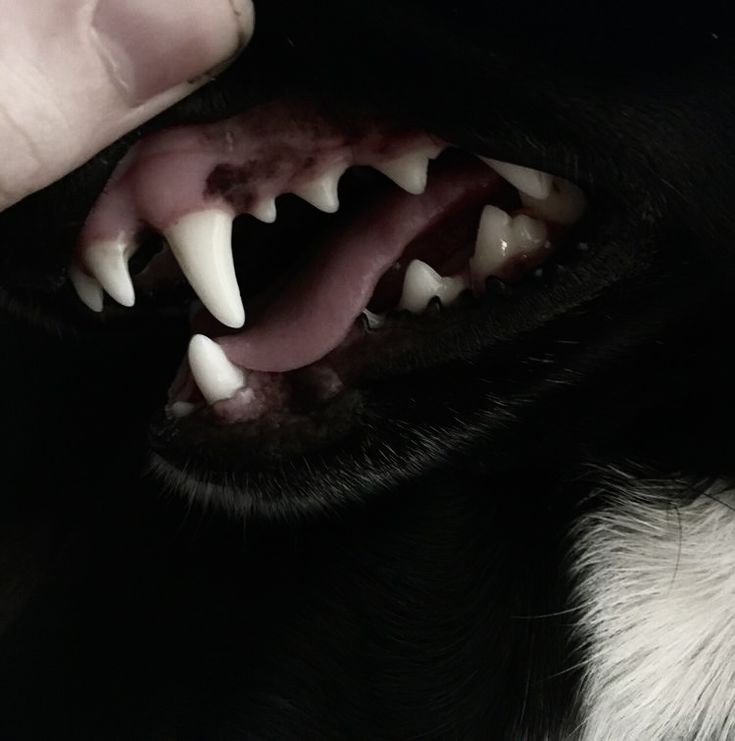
[292,167,343,213]
[520,178,586,224]
[187,334,246,405]
[80,237,136,307]
[164,208,245,329]
[480,158,552,200]
[399,260,466,313]
[375,145,442,195]
[68,264,104,313]
[469,205,513,281]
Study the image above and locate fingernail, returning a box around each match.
[92,0,255,106]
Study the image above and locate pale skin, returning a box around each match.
[0,0,255,212]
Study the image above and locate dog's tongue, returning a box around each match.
[213,158,494,373]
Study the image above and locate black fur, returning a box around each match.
[1,5,734,739]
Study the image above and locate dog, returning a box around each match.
[1,4,735,739]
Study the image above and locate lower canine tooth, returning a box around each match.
[164,208,245,329]
[520,178,586,224]
[480,158,552,200]
[81,238,136,307]
[361,309,386,330]
[399,260,466,313]
[292,167,343,213]
[68,264,104,313]
[187,334,246,405]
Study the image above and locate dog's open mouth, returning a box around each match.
[68,98,588,434]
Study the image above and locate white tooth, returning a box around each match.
[480,158,552,200]
[375,144,442,195]
[68,264,104,313]
[170,401,196,418]
[164,208,245,329]
[470,207,548,282]
[81,238,136,307]
[520,178,586,224]
[187,334,246,405]
[399,260,442,313]
[361,309,386,330]
[398,260,466,313]
[251,198,277,223]
[469,205,513,281]
[511,214,548,251]
[292,167,343,213]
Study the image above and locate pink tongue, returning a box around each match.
[216,158,496,373]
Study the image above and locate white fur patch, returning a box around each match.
[571,473,735,741]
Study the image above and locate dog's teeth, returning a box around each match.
[375,148,438,195]
[361,309,386,330]
[292,167,343,213]
[470,206,548,282]
[251,198,277,223]
[511,214,548,251]
[399,260,466,313]
[68,264,104,313]
[164,208,245,329]
[187,334,246,405]
[81,238,136,307]
[480,158,553,200]
[469,205,513,280]
[520,178,586,224]
[170,401,196,418]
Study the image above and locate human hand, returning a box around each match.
[0,0,255,212]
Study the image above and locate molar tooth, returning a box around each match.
[480,158,553,200]
[251,198,277,224]
[469,205,513,281]
[292,167,343,213]
[520,178,586,224]
[187,334,246,405]
[164,208,245,329]
[81,238,136,307]
[375,145,442,195]
[68,264,104,313]
[399,260,466,313]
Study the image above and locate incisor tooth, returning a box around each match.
[164,208,245,329]
[399,260,467,313]
[375,144,443,195]
[81,238,136,307]
[292,167,343,213]
[187,334,246,405]
[480,158,552,200]
[520,178,586,224]
[68,264,104,313]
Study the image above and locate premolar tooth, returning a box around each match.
[251,198,277,223]
[469,205,513,280]
[293,167,343,213]
[375,145,442,195]
[81,238,136,307]
[361,309,386,330]
[480,158,552,200]
[469,206,548,282]
[164,208,245,329]
[68,264,104,313]
[399,260,467,313]
[187,334,246,405]
[520,178,586,224]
